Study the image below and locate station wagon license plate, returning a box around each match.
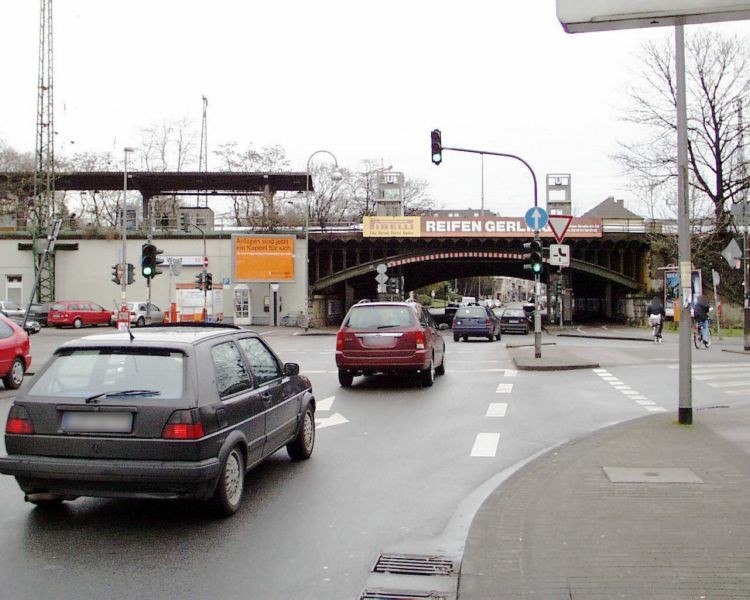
[61,411,133,433]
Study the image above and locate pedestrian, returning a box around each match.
[646,297,666,343]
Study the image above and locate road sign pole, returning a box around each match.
[534,272,541,358]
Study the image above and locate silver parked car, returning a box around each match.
[111,301,165,327]
[0,300,24,319]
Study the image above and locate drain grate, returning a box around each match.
[360,590,445,600]
[372,553,456,577]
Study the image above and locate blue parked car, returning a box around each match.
[452,305,502,342]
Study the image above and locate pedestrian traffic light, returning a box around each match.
[111,264,121,285]
[127,263,135,285]
[431,129,442,165]
[523,238,543,274]
[205,273,213,291]
[194,272,205,290]
[141,243,163,279]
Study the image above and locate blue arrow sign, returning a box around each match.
[524,206,548,231]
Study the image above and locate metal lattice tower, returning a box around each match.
[198,95,208,207]
[32,0,56,303]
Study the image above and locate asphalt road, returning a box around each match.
[0,326,747,599]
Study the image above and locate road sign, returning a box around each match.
[375,273,389,284]
[548,215,573,244]
[203,256,209,268]
[524,206,548,231]
[376,263,387,274]
[549,244,570,267]
[722,239,742,269]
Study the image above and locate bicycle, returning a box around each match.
[693,318,712,349]
[280,312,306,327]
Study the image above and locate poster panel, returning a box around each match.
[663,269,702,317]
[234,235,295,282]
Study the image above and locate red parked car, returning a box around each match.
[48,301,113,329]
[335,300,446,387]
[0,314,31,390]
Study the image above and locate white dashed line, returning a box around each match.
[495,383,514,394]
[593,368,662,413]
[471,433,500,457]
[486,403,508,417]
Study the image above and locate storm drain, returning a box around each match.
[360,591,445,599]
[372,553,456,577]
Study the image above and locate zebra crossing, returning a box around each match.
[668,362,750,396]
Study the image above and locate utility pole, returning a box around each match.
[32,0,56,303]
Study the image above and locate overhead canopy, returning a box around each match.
[0,171,313,197]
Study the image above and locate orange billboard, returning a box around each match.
[233,235,295,281]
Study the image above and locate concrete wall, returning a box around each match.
[0,235,307,326]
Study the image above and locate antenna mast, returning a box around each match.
[32,0,57,302]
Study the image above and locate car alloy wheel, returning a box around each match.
[73,318,83,329]
[3,357,25,390]
[213,446,245,516]
[287,406,315,460]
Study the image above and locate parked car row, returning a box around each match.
[0,300,166,329]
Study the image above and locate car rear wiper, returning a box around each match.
[376,324,401,329]
[85,389,161,403]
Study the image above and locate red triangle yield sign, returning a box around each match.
[548,215,573,244]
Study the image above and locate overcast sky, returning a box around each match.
[2,1,750,217]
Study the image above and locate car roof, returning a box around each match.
[57,325,257,351]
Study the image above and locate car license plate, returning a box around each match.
[509,319,520,323]
[61,411,133,433]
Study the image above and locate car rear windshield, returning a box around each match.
[28,348,185,399]
[344,306,416,329]
[456,307,486,318]
[504,309,526,318]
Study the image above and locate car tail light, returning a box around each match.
[486,319,493,327]
[6,405,33,435]
[415,330,426,350]
[336,331,345,351]
[163,409,205,439]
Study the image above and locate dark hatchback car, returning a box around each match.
[497,307,530,335]
[28,302,52,326]
[452,305,502,342]
[0,324,316,516]
[335,300,446,387]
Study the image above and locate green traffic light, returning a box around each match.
[143,266,153,276]
[532,263,542,274]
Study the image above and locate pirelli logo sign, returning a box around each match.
[363,216,603,238]
[363,216,421,237]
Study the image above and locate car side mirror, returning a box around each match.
[283,363,300,376]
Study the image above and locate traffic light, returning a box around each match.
[141,243,164,279]
[523,238,543,274]
[205,273,213,291]
[430,129,442,165]
[127,263,135,285]
[111,264,121,285]
[194,272,205,290]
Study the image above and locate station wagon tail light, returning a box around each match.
[415,330,426,350]
[6,405,34,435]
[336,331,345,351]
[163,409,204,439]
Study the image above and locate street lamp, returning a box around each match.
[305,150,343,331]
[117,147,135,331]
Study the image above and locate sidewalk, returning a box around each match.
[458,406,750,598]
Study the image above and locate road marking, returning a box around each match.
[646,406,668,412]
[593,368,608,373]
[486,403,508,417]
[635,400,656,406]
[316,413,349,430]
[305,370,330,374]
[470,433,500,457]
[495,383,514,394]
[695,372,749,381]
[317,396,335,411]
[592,368,663,413]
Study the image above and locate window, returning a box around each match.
[211,342,252,397]
[237,337,281,386]
[28,348,185,399]
[0,320,13,340]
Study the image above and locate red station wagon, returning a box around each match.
[48,301,113,329]
[335,300,446,387]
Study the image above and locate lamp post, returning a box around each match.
[305,150,343,331]
[117,147,135,331]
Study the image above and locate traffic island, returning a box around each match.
[507,343,600,371]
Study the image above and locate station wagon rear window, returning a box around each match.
[456,307,487,318]
[28,348,185,399]
[344,306,415,328]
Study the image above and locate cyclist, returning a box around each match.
[646,296,666,343]
[694,294,711,347]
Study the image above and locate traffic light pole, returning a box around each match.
[534,273,542,358]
